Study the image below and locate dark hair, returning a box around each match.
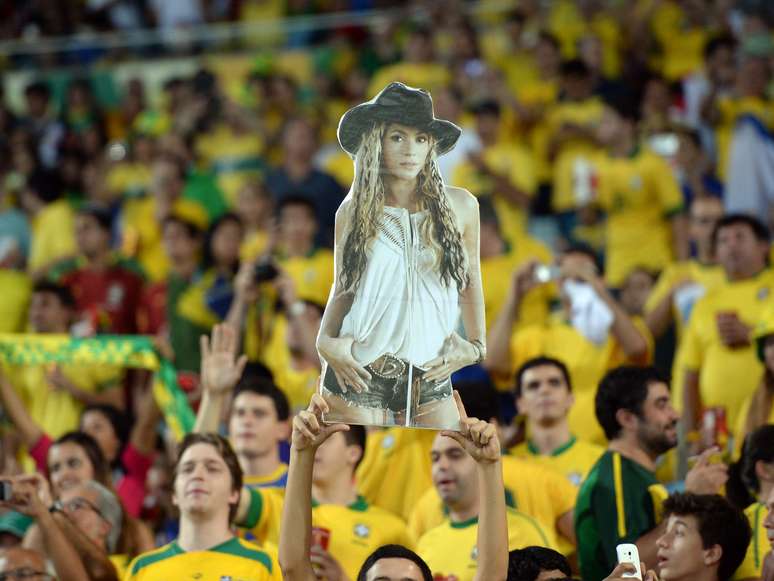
[174,433,243,521]
[712,214,770,249]
[77,204,113,233]
[163,214,203,239]
[241,361,274,382]
[203,212,243,271]
[704,34,736,59]
[604,94,640,123]
[232,377,290,422]
[277,195,317,221]
[507,546,572,581]
[560,59,591,79]
[537,31,560,51]
[50,431,111,488]
[470,99,501,117]
[562,242,603,275]
[25,168,62,203]
[595,366,668,440]
[343,424,367,471]
[741,424,774,494]
[454,379,501,423]
[515,357,573,398]
[357,544,433,581]
[24,81,50,99]
[477,197,501,230]
[662,493,751,581]
[32,282,76,310]
[80,404,131,467]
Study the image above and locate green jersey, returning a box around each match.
[574,451,668,581]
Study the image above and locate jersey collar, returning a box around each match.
[311,495,369,512]
[449,516,478,529]
[526,435,577,457]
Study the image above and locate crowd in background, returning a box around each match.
[0,0,774,580]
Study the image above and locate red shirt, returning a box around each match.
[51,255,145,334]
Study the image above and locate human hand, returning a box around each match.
[715,312,751,348]
[234,261,261,303]
[292,393,349,453]
[603,562,659,581]
[200,323,248,396]
[317,336,370,393]
[273,270,298,309]
[46,365,74,394]
[509,260,542,300]
[685,447,728,494]
[441,391,500,464]
[424,333,478,382]
[310,547,350,581]
[0,476,49,519]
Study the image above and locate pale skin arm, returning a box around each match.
[47,366,124,409]
[0,371,44,448]
[278,393,350,581]
[557,510,576,546]
[683,368,701,435]
[441,392,509,581]
[425,189,486,381]
[316,201,369,393]
[129,385,162,456]
[193,323,248,433]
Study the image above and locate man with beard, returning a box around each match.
[575,366,728,580]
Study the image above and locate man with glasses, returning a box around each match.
[54,481,123,560]
[0,476,91,581]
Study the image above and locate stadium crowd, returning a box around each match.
[0,0,773,580]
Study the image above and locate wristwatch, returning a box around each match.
[49,500,64,514]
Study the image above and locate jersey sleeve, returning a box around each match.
[649,155,683,216]
[241,487,285,545]
[644,266,677,316]
[679,300,706,372]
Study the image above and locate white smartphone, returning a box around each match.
[616,543,643,580]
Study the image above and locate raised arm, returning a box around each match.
[129,385,162,457]
[0,370,44,448]
[441,392,508,581]
[193,323,248,433]
[279,393,349,581]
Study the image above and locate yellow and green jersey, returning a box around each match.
[242,488,411,581]
[417,508,551,581]
[732,501,769,580]
[509,436,605,487]
[244,464,289,489]
[124,537,281,581]
[575,451,668,581]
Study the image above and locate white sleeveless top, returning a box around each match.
[339,206,461,367]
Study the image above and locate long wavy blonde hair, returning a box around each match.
[339,122,469,293]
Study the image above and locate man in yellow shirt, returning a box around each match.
[451,100,537,244]
[408,381,576,555]
[278,393,510,581]
[592,101,688,287]
[486,244,651,443]
[682,214,774,442]
[126,433,281,581]
[510,356,605,487]
[1,283,122,439]
[479,198,553,332]
[195,324,290,490]
[235,400,411,579]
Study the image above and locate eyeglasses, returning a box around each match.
[62,497,107,522]
[0,567,55,580]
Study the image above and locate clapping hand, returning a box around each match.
[440,391,500,464]
[200,323,248,395]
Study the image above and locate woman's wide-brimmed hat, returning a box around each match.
[337,82,461,158]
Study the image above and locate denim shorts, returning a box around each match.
[322,354,452,413]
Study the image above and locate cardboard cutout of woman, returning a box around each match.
[317,82,486,430]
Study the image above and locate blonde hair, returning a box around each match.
[339,123,469,293]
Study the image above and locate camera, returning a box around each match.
[254,260,279,284]
[533,264,559,284]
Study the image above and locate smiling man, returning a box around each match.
[575,366,729,580]
[125,433,281,581]
[656,493,750,581]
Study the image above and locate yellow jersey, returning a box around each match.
[418,508,551,581]
[481,237,554,332]
[356,428,436,522]
[29,200,77,274]
[509,436,605,488]
[408,456,576,552]
[733,502,769,580]
[595,148,684,287]
[367,63,451,98]
[451,141,537,244]
[715,96,774,180]
[240,230,270,263]
[2,361,120,439]
[277,248,333,307]
[0,269,31,333]
[243,464,288,489]
[680,269,774,433]
[124,537,281,581]
[121,196,208,282]
[509,316,653,444]
[106,162,152,199]
[243,489,410,580]
[732,389,774,458]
